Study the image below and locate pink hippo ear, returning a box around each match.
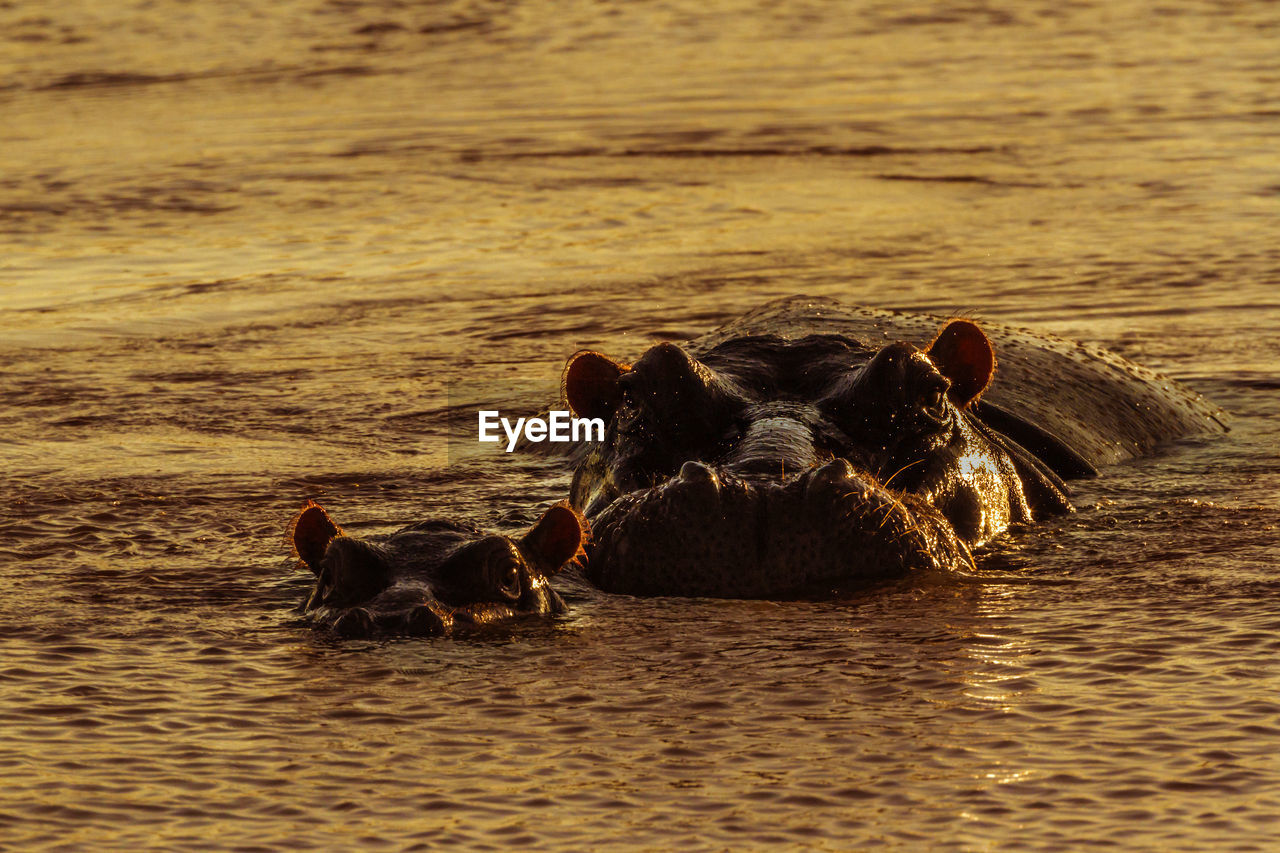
[562,350,630,421]
[520,502,587,574]
[291,501,342,574]
[927,319,995,409]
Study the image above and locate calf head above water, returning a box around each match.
[291,501,585,636]
[564,320,1074,597]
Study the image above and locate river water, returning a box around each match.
[3,0,1279,848]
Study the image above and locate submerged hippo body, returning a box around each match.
[291,501,585,637]
[561,297,1225,598]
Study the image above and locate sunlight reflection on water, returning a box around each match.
[2,0,1279,848]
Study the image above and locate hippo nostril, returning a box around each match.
[673,460,722,510]
[333,607,375,638]
[679,461,720,487]
[403,604,448,636]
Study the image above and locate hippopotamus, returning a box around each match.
[290,500,586,637]
[558,297,1226,597]
[287,295,1225,621]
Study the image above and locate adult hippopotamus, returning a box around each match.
[559,297,1225,597]
[290,501,585,636]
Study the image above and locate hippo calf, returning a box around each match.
[291,501,585,637]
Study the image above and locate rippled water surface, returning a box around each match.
[3,0,1279,848]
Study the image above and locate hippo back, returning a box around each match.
[688,297,1227,472]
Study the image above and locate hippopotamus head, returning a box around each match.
[291,502,586,636]
[564,321,1073,597]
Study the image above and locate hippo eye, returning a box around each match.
[498,564,521,600]
[920,382,949,418]
[619,384,637,409]
[615,379,647,435]
[307,568,333,610]
[485,550,522,602]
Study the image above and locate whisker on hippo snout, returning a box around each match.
[877,496,910,531]
[403,604,449,636]
[882,459,925,489]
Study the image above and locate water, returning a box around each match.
[2,0,1279,848]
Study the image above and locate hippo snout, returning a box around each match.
[586,460,973,598]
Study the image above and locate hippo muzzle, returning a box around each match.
[589,454,972,598]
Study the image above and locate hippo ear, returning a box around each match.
[563,350,630,421]
[927,320,995,409]
[291,501,342,574]
[520,502,587,574]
